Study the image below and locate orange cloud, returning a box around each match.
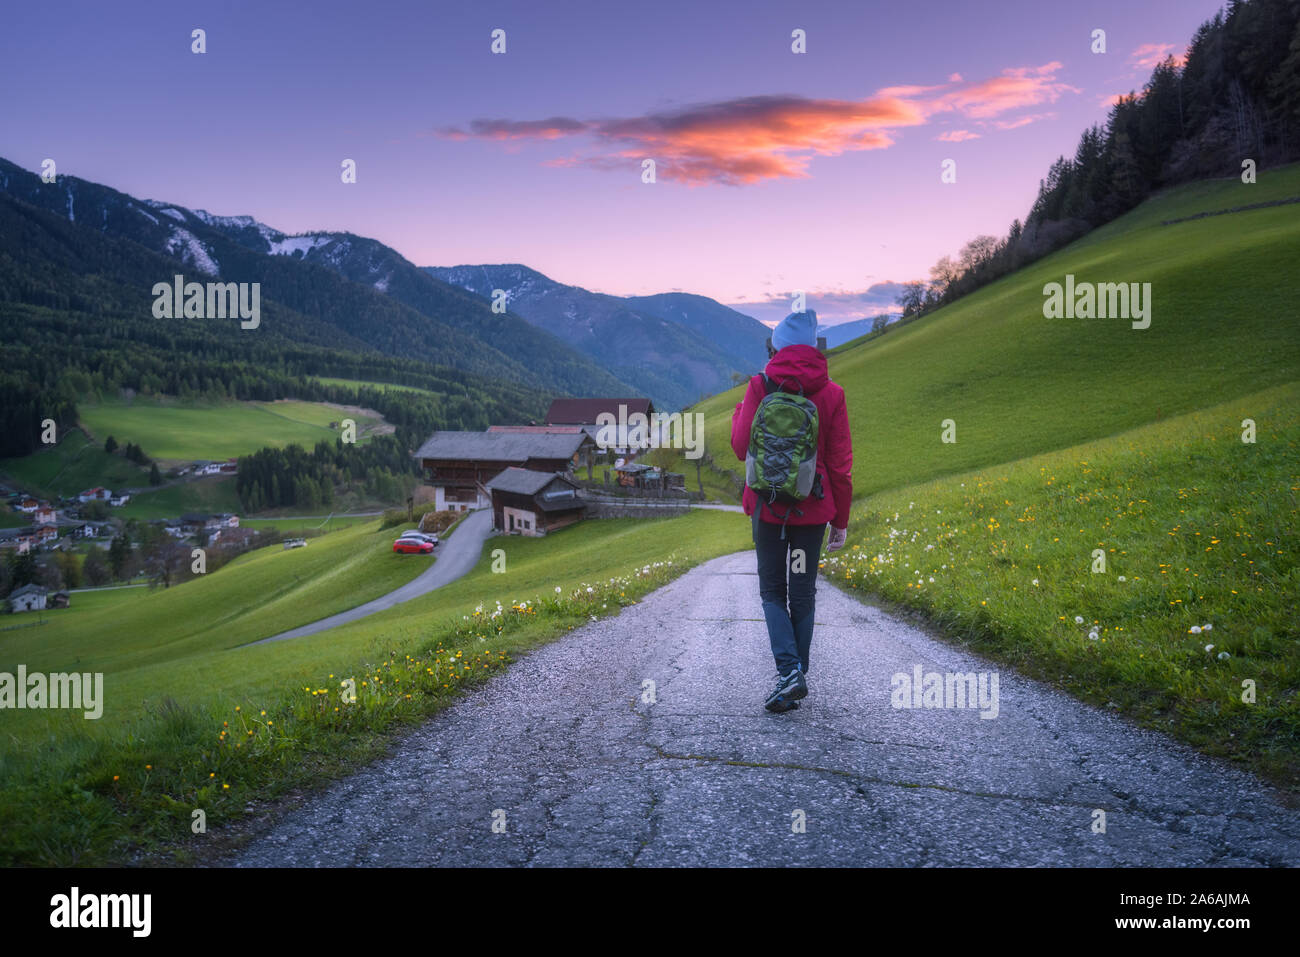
[439,63,1080,185]
[1130,43,1186,70]
[932,62,1079,119]
[1099,91,1142,108]
[993,112,1054,130]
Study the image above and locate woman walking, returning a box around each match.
[731,309,853,712]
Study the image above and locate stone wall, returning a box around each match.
[580,493,692,519]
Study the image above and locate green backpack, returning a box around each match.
[745,373,820,510]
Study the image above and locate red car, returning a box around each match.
[392,537,435,554]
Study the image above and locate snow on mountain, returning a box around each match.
[192,209,256,229]
[189,210,283,247]
[268,234,334,257]
[165,227,220,276]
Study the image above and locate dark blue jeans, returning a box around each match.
[752,513,827,677]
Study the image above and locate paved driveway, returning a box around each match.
[231,550,1300,865]
[253,508,493,645]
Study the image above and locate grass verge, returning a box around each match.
[0,509,749,865]
[820,383,1299,789]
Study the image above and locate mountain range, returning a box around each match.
[818,314,900,349]
[0,158,796,408]
[424,265,774,406]
[0,157,637,400]
[0,157,891,413]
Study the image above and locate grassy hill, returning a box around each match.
[2,167,1295,865]
[309,376,440,397]
[685,164,1300,497]
[0,429,148,499]
[822,382,1298,780]
[0,158,636,403]
[667,165,1300,784]
[113,475,243,520]
[0,519,427,698]
[77,398,385,464]
[1,397,389,502]
[0,509,749,864]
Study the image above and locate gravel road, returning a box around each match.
[253,509,493,644]
[230,550,1300,866]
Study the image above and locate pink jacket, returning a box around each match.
[730,344,853,528]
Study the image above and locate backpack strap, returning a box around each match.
[761,496,803,539]
[761,372,804,396]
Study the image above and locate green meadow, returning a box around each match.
[115,475,243,519]
[0,519,426,720]
[664,165,1300,783]
[1,167,1297,864]
[10,586,146,620]
[239,514,378,533]
[76,397,384,463]
[821,384,1299,782]
[0,429,149,499]
[683,164,1300,497]
[0,510,748,864]
[310,376,440,397]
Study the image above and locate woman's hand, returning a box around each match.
[827,526,847,552]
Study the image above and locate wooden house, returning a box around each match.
[8,584,48,612]
[413,430,595,512]
[485,468,586,536]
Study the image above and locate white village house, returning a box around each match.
[8,584,47,612]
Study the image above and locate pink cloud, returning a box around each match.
[993,112,1054,130]
[1130,43,1187,70]
[441,93,924,185]
[932,62,1079,119]
[1099,91,1142,108]
[439,63,1080,185]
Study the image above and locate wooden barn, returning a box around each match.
[485,468,586,536]
[545,397,655,426]
[486,425,597,476]
[413,430,596,512]
[545,397,658,457]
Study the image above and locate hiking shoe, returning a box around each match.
[764,668,808,712]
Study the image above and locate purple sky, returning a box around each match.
[0,0,1221,327]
